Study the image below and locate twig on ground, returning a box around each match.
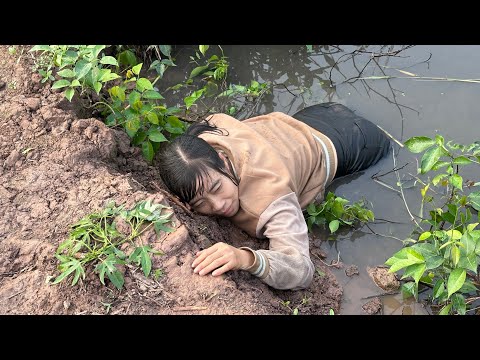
[373,178,401,194]
[376,125,404,147]
[361,292,399,300]
[313,251,341,268]
[364,223,404,242]
[392,146,422,229]
[0,289,26,303]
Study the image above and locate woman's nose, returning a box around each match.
[211,197,224,212]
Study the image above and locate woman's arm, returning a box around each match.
[191,192,314,290]
[241,192,315,290]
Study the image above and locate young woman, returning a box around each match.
[157,103,390,290]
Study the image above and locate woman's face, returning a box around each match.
[188,168,240,218]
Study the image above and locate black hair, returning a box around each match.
[157,121,239,204]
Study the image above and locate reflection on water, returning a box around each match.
[382,292,429,315]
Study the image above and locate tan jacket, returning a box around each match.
[201,112,337,290]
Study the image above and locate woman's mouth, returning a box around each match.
[222,205,232,216]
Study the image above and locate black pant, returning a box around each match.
[292,103,390,178]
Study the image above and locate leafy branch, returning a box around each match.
[51,200,174,290]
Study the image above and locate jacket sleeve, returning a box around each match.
[240,192,314,290]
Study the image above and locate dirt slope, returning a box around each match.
[0,45,342,315]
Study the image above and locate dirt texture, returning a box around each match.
[367,266,400,293]
[0,45,342,315]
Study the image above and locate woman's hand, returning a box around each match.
[192,242,254,277]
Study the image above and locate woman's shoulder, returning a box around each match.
[206,113,239,125]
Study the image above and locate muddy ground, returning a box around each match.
[0,45,343,315]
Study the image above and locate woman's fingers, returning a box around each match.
[191,242,238,275]
[197,255,230,276]
[211,262,235,276]
[191,244,220,268]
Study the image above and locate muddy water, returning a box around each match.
[165,45,480,314]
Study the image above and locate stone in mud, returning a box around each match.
[367,266,400,292]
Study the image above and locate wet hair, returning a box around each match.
[157,121,239,204]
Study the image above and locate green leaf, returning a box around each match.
[451,293,466,315]
[431,160,450,171]
[401,263,426,284]
[146,112,159,125]
[93,81,102,94]
[74,60,92,80]
[100,56,118,66]
[136,78,154,92]
[184,88,206,109]
[52,259,82,285]
[451,245,460,266]
[447,229,462,240]
[148,130,167,143]
[99,69,120,82]
[457,252,477,273]
[154,222,174,234]
[189,65,210,79]
[142,140,154,163]
[418,231,431,241]
[432,174,447,186]
[404,136,435,153]
[118,50,137,67]
[450,174,463,190]
[439,303,452,315]
[420,146,443,174]
[401,281,416,299]
[460,231,476,255]
[30,45,52,52]
[51,79,71,89]
[459,279,478,294]
[435,134,444,146]
[199,45,209,56]
[128,91,141,106]
[107,269,124,290]
[132,63,143,75]
[468,191,480,211]
[329,220,340,233]
[433,279,445,299]
[65,88,74,102]
[159,45,171,57]
[161,59,176,66]
[125,117,140,138]
[143,90,164,100]
[131,129,147,146]
[307,203,317,216]
[406,248,425,262]
[57,68,75,78]
[467,223,479,231]
[453,156,472,165]
[447,268,466,298]
[139,246,152,277]
[388,259,418,273]
[425,255,444,270]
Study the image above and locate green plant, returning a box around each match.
[103,62,187,163]
[30,45,120,101]
[182,45,230,110]
[385,135,480,314]
[280,300,299,315]
[219,80,270,100]
[305,191,375,233]
[51,200,174,290]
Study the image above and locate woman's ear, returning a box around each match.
[218,150,228,165]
